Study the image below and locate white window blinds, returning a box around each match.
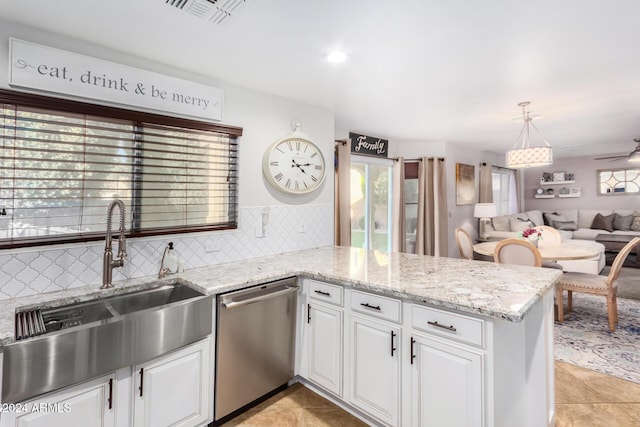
[0,91,240,248]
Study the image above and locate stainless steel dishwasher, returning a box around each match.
[214,277,298,422]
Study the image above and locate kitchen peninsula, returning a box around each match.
[0,246,561,427]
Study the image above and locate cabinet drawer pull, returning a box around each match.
[427,320,457,332]
[139,368,144,397]
[390,331,397,357]
[307,304,311,324]
[361,302,381,311]
[314,290,331,297]
[108,378,113,409]
[410,337,416,364]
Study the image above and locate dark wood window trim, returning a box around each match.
[0,89,242,249]
[0,89,243,137]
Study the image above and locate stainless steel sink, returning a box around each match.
[3,282,212,404]
[106,283,204,316]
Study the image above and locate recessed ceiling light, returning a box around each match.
[326,51,348,63]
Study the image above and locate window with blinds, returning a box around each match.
[0,90,241,248]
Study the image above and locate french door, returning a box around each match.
[350,155,393,252]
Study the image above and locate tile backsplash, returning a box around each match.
[0,204,333,300]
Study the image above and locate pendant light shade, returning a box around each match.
[506,146,553,168]
[506,102,553,169]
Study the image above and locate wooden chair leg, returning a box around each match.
[607,296,616,332]
[613,294,619,323]
[555,287,564,323]
[567,290,573,313]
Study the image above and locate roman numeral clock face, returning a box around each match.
[262,137,326,194]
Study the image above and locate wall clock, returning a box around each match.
[262,124,326,194]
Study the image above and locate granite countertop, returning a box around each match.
[0,246,562,347]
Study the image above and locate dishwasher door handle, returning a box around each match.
[222,285,299,310]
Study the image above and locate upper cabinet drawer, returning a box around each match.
[412,304,484,348]
[350,290,401,323]
[308,280,343,306]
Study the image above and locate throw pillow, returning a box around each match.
[517,215,537,226]
[631,216,640,232]
[591,213,615,232]
[492,216,511,232]
[553,220,578,231]
[510,218,534,232]
[613,214,634,231]
[543,212,565,226]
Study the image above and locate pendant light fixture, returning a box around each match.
[506,101,553,168]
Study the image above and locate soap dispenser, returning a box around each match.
[159,242,180,278]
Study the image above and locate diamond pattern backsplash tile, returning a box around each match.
[0,204,333,300]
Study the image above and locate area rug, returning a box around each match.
[554,293,640,384]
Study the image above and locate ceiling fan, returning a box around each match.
[594,138,640,162]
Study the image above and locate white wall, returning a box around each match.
[523,155,640,211]
[444,144,499,257]
[0,20,335,299]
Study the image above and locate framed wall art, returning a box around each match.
[455,163,475,205]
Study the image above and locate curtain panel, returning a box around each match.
[416,157,448,256]
[391,157,406,253]
[478,162,493,203]
[334,139,351,246]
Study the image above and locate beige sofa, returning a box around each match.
[482,209,640,274]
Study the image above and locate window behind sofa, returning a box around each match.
[492,166,518,216]
[0,89,241,248]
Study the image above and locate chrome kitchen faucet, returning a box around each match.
[102,199,127,289]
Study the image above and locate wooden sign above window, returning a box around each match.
[8,38,224,122]
[349,132,389,158]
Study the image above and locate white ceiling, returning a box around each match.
[1,0,639,159]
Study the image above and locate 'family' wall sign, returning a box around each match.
[349,132,388,158]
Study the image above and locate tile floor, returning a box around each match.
[220,361,640,426]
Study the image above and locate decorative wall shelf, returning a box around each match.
[539,180,575,185]
[534,194,580,199]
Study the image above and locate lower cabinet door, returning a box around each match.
[0,374,115,427]
[307,303,343,396]
[133,338,211,427]
[347,314,400,426]
[411,334,483,427]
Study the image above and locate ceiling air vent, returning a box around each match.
[165,0,246,24]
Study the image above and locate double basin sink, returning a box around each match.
[3,282,212,404]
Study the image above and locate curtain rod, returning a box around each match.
[401,157,445,162]
[481,162,513,171]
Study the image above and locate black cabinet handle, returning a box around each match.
[390,331,397,357]
[139,368,144,397]
[314,290,331,297]
[360,302,381,311]
[108,378,113,409]
[427,320,457,332]
[410,337,416,364]
[307,304,311,324]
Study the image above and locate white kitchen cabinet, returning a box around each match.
[298,280,554,427]
[0,374,115,427]
[133,338,211,427]
[306,301,343,397]
[410,334,483,427]
[347,313,400,427]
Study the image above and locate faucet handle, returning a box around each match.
[118,235,127,259]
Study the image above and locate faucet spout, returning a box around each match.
[102,199,127,289]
